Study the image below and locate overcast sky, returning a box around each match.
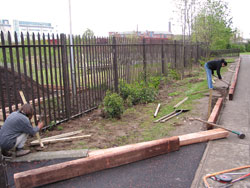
[0,0,249,38]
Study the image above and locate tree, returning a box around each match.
[191,0,233,50]
[83,28,94,38]
[173,0,200,40]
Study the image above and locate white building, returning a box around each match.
[0,19,58,40]
[0,19,13,38]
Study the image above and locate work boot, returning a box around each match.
[16,149,30,157]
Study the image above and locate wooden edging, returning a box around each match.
[179,128,228,146]
[14,127,230,188]
[14,136,180,188]
[13,96,228,188]
[229,58,241,100]
[206,97,223,129]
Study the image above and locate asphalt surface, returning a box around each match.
[7,143,206,188]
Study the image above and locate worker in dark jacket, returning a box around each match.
[204,59,227,89]
[0,104,44,157]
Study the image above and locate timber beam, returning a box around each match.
[14,136,180,188]
[229,58,241,100]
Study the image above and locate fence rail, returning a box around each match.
[210,49,240,57]
[0,31,208,128]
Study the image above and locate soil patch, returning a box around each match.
[2,64,234,153]
[26,77,229,153]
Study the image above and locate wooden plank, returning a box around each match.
[154,103,161,118]
[229,59,241,100]
[207,89,213,119]
[179,128,229,146]
[19,91,44,148]
[174,97,188,109]
[207,97,223,129]
[14,136,180,188]
[31,130,83,143]
[30,135,91,146]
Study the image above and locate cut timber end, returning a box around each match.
[207,98,223,129]
[179,128,229,146]
[14,136,179,188]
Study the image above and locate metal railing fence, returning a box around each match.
[0,31,207,128]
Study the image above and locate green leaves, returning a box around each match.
[103,91,124,119]
[192,0,233,50]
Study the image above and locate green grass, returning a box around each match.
[240,52,250,55]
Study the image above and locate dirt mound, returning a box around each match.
[0,66,46,108]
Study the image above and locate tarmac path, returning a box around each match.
[191,55,250,188]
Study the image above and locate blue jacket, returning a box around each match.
[0,111,39,150]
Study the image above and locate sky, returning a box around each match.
[0,0,249,38]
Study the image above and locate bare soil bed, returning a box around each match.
[26,72,230,153]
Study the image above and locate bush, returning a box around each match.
[148,76,162,89]
[228,43,246,52]
[245,42,250,52]
[103,91,124,119]
[119,80,133,100]
[138,84,156,104]
[119,80,157,105]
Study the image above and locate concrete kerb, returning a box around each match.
[191,95,224,188]
[191,96,225,188]
[190,56,241,187]
[10,149,89,162]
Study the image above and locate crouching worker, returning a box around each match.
[0,104,44,157]
[204,58,227,89]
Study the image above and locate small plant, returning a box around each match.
[124,95,133,107]
[137,84,156,104]
[148,76,162,89]
[57,125,64,131]
[119,80,157,105]
[103,91,124,119]
[119,80,133,100]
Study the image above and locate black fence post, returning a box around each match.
[161,39,165,75]
[60,34,71,119]
[112,36,119,93]
[143,38,147,82]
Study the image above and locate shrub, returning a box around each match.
[103,91,124,119]
[119,80,133,100]
[119,80,157,105]
[228,43,246,52]
[138,84,156,104]
[148,76,162,89]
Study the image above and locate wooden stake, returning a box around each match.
[154,103,161,118]
[32,130,83,143]
[30,135,91,146]
[174,97,188,109]
[207,89,213,119]
[19,91,44,148]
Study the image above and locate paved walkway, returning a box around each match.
[191,55,250,188]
